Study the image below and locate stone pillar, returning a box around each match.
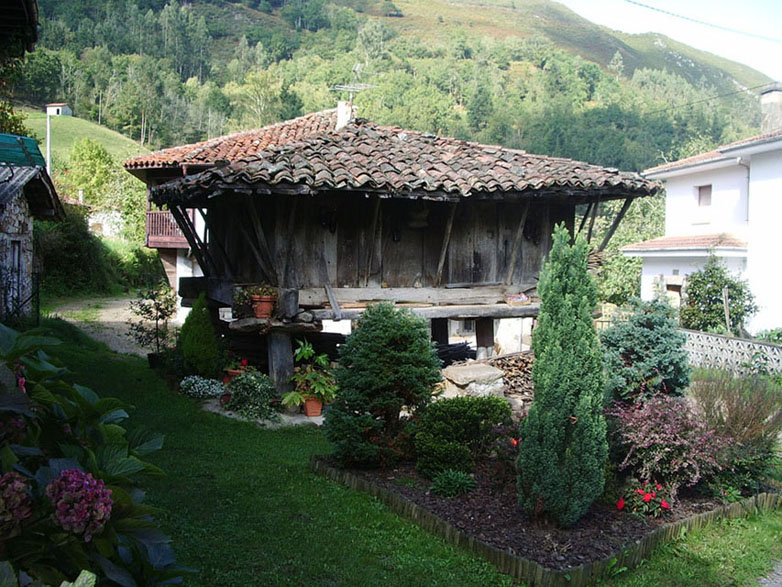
[430,318,449,345]
[475,317,494,359]
[267,331,294,393]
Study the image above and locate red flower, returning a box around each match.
[656,484,662,490]
[616,496,625,510]
[637,489,645,495]
[240,359,248,367]
[642,493,652,503]
[651,492,657,498]
[510,438,519,447]
[661,499,670,509]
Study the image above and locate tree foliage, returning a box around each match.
[179,293,222,378]
[601,297,690,403]
[679,256,757,335]
[324,302,441,467]
[516,225,607,527]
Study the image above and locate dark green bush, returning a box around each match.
[415,395,511,478]
[517,225,608,527]
[179,293,222,378]
[430,469,476,497]
[225,371,280,421]
[680,255,757,334]
[324,302,442,467]
[601,297,690,403]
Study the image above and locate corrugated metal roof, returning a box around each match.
[0,134,46,167]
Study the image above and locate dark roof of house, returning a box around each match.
[125,109,342,171]
[150,119,660,206]
[1,0,38,56]
[644,129,782,176]
[621,233,747,252]
[0,165,64,221]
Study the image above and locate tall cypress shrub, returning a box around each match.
[516,224,608,527]
[180,292,222,378]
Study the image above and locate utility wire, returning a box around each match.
[643,83,773,115]
[623,0,782,43]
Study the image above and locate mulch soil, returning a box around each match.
[345,460,722,571]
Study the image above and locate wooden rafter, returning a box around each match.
[586,198,600,243]
[247,197,279,285]
[169,205,211,277]
[177,205,218,274]
[434,202,458,287]
[197,207,236,279]
[504,200,531,285]
[578,202,593,235]
[598,197,634,252]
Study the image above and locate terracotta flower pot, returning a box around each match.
[250,295,275,319]
[303,396,323,417]
[223,368,244,384]
[219,392,232,406]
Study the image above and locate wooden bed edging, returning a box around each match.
[309,456,781,586]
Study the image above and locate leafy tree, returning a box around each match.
[601,297,690,403]
[324,302,442,466]
[679,256,757,335]
[517,224,608,527]
[127,282,178,353]
[65,138,115,203]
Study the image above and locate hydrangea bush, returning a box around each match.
[225,371,280,421]
[180,375,225,399]
[0,323,186,585]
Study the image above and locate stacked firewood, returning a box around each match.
[489,352,534,395]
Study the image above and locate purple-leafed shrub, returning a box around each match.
[608,395,726,497]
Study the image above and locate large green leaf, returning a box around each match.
[99,409,130,425]
[126,427,164,456]
[0,323,19,355]
[0,390,33,416]
[98,445,146,478]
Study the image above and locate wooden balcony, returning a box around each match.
[146,210,189,248]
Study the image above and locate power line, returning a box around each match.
[644,83,772,116]
[623,0,782,43]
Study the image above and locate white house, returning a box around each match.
[45,103,72,116]
[623,84,782,333]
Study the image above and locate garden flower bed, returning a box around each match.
[311,456,781,585]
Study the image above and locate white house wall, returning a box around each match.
[746,150,782,332]
[639,255,746,302]
[664,166,749,238]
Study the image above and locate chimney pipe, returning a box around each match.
[760,83,782,134]
[336,100,352,131]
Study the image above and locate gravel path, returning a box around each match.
[54,296,146,356]
[759,561,782,587]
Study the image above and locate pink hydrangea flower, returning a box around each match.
[45,469,113,542]
[0,472,32,534]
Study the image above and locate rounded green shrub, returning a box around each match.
[324,302,442,467]
[415,395,512,478]
[601,297,690,404]
[517,225,608,527]
[225,371,280,421]
[179,293,222,378]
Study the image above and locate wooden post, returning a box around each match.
[586,199,600,244]
[598,197,634,252]
[435,202,458,287]
[475,318,494,360]
[504,200,530,285]
[278,288,299,320]
[268,331,294,393]
[431,318,449,345]
[363,197,381,287]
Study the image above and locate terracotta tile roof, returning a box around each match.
[644,129,782,175]
[150,120,660,205]
[621,233,747,252]
[124,109,341,169]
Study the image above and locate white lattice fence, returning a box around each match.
[681,329,782,374]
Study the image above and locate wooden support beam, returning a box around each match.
[247,198,279,285]
[281,198,299,288]
[177,205,218,274]
[324,284,343,321]
[431,318,449,345]
[434,202,458,287]
[239,221,274,285]
[475,317,494,359]
[311,303,541,321]
[504,200,531,285]
[363,197,381,287]
[169,206,210,276]
[586,199,600,244]
[197,207,236,278]
[598,197,634,252]
[578,202,593,235]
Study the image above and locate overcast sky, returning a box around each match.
[555,0,782,83]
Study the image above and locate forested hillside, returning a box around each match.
[9,0,767,173]
[4,0,772,302]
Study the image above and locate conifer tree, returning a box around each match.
[517,224,607,527]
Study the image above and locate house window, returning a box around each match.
[697,185,712,207]
[462,319,475,333]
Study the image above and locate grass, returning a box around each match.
[36,317,782,586]
[19,107,149,167]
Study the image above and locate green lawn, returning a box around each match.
[39,319,782,586]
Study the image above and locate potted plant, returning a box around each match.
[126,282,178,368]
[223,355,252,384]
[242,285,277,319]
[282,339,337,417]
